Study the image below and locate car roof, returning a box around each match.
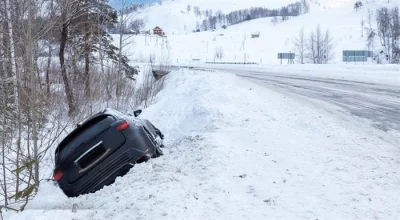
[76,108,128,126]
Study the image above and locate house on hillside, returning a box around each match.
[153,26,164,36]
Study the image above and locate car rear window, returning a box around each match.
[76,142,107,169]
[57,115,116,162]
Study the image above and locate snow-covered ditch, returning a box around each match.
[6,69,399,219]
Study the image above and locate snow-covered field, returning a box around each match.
[6,69,399,219]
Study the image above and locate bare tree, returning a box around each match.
[201,2,303,28]
[306,25,335,64]
[376,7,392,62]
[115,1,142,103]
[390,7,400,63]
[130,19,145,33]
[4,0,18,107]
[202,19,208,30]
[307,31,317,63]
[361,17,365,37]
[2,0,18,206]
[372,6,400,63]
[366,9,375,52]
[214,47,224,60]
[193,6,201,17]
[293,27,306,64]
[58,0,79,116]
[0,0,62,209]
[45,0,55,97]
[315,25,323,64]
[301,0,310,13]
[322,29,335,64]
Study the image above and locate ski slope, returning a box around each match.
[6,69,400,219]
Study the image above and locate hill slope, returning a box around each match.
[125,0,400,64]
[139,0,298,34]
[138,0,358,34]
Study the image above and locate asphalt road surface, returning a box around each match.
[198,66,400,134]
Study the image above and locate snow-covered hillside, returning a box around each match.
[126,0,400,64]
[140,0,296,33]
[139,0,358,33]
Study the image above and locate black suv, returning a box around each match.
[53,109,164,197]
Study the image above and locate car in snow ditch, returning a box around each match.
[53,108,164,197]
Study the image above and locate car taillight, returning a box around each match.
[117,121,130,131]
[53,170,63,181]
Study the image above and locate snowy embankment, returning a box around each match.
[6,69,399,219]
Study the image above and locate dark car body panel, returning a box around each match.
[54,109,163,197]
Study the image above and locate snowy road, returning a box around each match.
[198,65,400,135]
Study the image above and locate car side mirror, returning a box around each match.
[133,109,142,117]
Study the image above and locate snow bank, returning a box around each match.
[6,69,399,219]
